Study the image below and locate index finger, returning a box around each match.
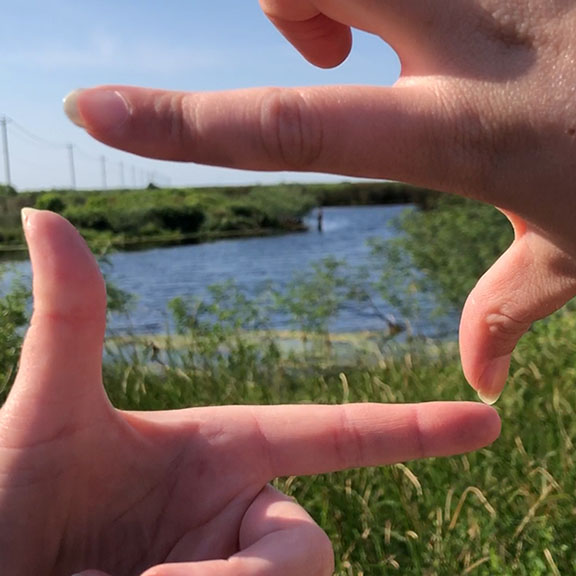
[248,402,501,479]
[149,402,501,479]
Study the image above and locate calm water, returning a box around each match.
[2,205,459,337]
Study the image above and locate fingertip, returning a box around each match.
[457,402,502,451]
[477,402,502,444]
[473,355,510,406]
[63,89,87,129]
[24,209,106,319]
[266,13,353,69]
[459,291,512,406]
[420,402,502,457]
[64,86,132,136]
[20,206,37,231]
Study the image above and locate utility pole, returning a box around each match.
[100,155,107,190]
[67,144,77,190]
[119,161,125,189]
[0,116,12,187]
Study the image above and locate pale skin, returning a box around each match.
[0,209,500,576]
[65,0,576,405]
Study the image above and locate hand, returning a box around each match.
[0,209,500,575]
[63,0,576,404]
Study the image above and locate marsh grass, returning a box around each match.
[2,194,576,574]
[99,305,576,575]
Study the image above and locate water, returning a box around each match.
[2,205,459,337]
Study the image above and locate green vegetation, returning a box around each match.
[394,195,514,308]
[0,181,433,253]
[2,194,575,574]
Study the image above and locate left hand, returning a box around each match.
[0,209,500,575]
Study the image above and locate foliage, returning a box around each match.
[35,192,66,212]
[0,271,30,402]
[395,195,513,309]
[0,184,17,197]
[310,181,439,207]
[0,185,317,250]
[273,257,355,335]
[0,182,438,252]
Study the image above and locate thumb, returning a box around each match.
[459,225,576,405]
[1,209,112,444]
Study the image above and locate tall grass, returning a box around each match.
[2,194,576,574]
[102,304,576,575]
[96,301,576,575]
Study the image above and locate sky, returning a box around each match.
[0,1,401,191]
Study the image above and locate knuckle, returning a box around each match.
[333,406,365,470]
[258,88,323,170]
[155,92,198,160]
[485,311,532,342]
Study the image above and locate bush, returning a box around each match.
[0,276,30,404]
[35,193,66,213]
[396,195,513,308]
[64,206,112,232]
[0,184,17,197]
[150,204,205,234]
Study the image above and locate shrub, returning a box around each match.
[35,193,66,213]
[0,184,17,197]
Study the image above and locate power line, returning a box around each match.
[7,117,66,150]
[0,112,175,191]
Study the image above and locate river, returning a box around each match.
[2,205,459,338]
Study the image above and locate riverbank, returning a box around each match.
[107,330,458,368]
[0,181,437,254]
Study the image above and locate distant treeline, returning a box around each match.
[310,181,440,207]
[0,181,438,252]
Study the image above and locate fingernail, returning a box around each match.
[477,355,511,406]
[63,89,86,128]
[478,389,502,406]
[63,88,131,132]
[21,207,38,230]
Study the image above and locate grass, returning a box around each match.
[99,305,576,575]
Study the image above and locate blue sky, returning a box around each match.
[1,1,400,191]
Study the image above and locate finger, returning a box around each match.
[259,0,465,70]
[1,210,112,445]
[147,401,500,479]
[64,84,471,194]
[259,0,352,68]
[141,485,333,576]
[249,402,501,478]
[460,227,576,404]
